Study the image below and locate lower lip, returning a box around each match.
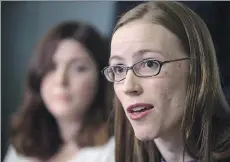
[55,96,69,101]
[128,108,153,120]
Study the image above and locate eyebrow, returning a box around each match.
[109,49,166,64]
[109,55,124,64]
[69,57,89,64]
[54,57,89,65]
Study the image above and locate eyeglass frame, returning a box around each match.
[102,57,191,82]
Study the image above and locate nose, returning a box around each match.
[123,70,142,96]
[55,67,68,87]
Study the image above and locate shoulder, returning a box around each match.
[4,146,28,162]
[101,136,115,152]
[99,136,115,161]
[4,145,39,162]
[71,137,115,162]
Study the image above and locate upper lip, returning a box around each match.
[126,103,154,113]
[55,93,69,99]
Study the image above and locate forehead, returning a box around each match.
[53,39,90,62]
[111,20,184,59]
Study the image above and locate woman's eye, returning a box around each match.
[73,65,88,72]
[76,66,87,72]
[113,66,125,74]
[144,60,159,69]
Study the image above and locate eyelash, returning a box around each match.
[75,66,87,71]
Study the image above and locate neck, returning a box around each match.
[154,124,194,162]
[57,118,82,145]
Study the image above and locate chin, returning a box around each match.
[132,125,159,141]
[50,108,77,120]
[134,131,155,141]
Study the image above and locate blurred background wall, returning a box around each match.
[2,1,229,161]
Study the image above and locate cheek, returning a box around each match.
[146,81,174,113]
[160,63,188,102]
[40,76,52,102]
[113,84,118,96]
[81,80,97,98]
[153,77,187,122]
[114,84,123,102]
[147,72,187,112]
[73,75,98,102]
[159,87,173,103]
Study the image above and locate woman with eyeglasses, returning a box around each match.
[102,1,230,162]
[4,21,115,162]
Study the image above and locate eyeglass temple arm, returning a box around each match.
[163,57,191,64]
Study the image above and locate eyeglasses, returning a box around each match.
[102,57,190,82]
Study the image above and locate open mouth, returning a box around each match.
[127,103,154,120]
[130,105,153,113]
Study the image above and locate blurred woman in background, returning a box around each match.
[4,21,114,162]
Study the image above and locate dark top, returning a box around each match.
[161,157,230,162]
[218,157,230,162]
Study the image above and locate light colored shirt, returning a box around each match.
[4,137,115,162]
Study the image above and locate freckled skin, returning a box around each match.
[111,20,189,140]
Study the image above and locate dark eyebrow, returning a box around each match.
[54,57,89,66]
[109,49,166,64]
[69,58,88,66]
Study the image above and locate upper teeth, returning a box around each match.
[132,107,145,112]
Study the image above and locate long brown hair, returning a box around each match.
[9,21,112,160]
[113,2,230,162]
